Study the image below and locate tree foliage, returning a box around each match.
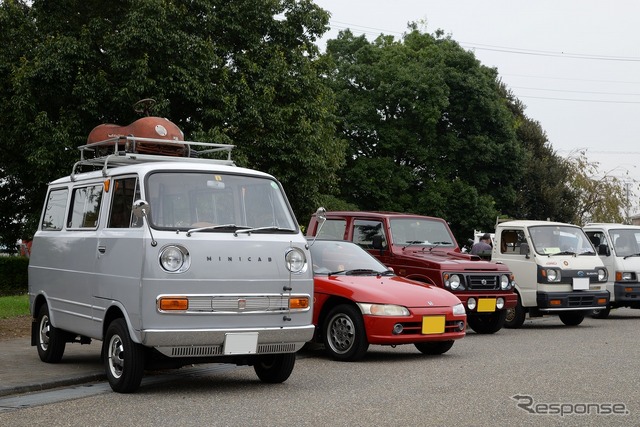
[565,150,630,225]
[323,27,524,239]
[0,0,344,244]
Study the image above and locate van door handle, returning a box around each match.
[98,245,106,254]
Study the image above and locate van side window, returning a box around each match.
[500,230,525,254]
[108,177,141,228]
[41,188,69,231]
[68,185,103,229]
[353,220,387,249]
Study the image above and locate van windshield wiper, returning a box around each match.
[234,226,296,236]
[549,250,576,256]
[623,253,640,260]
[187,224,250,236]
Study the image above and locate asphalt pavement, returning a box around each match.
[0,338,103,397]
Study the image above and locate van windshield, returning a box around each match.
[146,172,297,232]
[529,225,594,256]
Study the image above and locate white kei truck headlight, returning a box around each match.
[285,247,307,274]
[159,245,190,273]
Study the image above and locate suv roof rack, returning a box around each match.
[71,136,235,180]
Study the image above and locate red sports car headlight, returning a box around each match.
[357,303,410,316]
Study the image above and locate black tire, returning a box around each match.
[414,340,455,355]
[559,311,585,326]
[254,353,296,383]
[103,318,145,393]
[591,306,611,319]
[504,296,526,329]
[467,310,507,334]
[323,304,369,361]
[36,303,66,363]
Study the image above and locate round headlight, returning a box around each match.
[449,274,462,290]
[285,247,307,274]
[467,297,477,310]
[159,245,190,273]
[597,268,607,282]
[496,297,505,310]
[500,275,510,290]
[546,269,559,282]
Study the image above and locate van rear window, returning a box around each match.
[68,185,103,229]
[41,188,68,231]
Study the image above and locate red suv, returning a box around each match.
[307,211,517,334]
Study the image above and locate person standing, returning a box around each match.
[471,233,492,255]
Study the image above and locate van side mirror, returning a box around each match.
[132,200,157,247]
[598,244,610,256]
[309,207,326,247]
[132,200,151,218]
[520,242,530,257]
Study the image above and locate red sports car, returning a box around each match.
[309,239,466,361]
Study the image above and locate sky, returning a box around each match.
[311,0,640,213]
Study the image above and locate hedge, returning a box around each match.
[0,256,29,296]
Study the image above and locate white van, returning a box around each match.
[492,220,609,328]
[583,223,640,318]
[29,127,314,393]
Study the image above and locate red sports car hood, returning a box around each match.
[314,274,462,308]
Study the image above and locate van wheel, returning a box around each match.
[559,311,585,326]
[36,303,66,363]
[104,318,145,393]
[591,306,611,319]
[467,310,506,334]
[414,340,454,355]
[254,353,296,383]
[504,297,526,329]
[323,304,369,361]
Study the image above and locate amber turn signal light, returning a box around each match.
[289,297,310,309]
[158,297,189,311]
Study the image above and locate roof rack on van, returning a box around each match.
[70,136,235,180]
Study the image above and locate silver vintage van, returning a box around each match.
[29,126,314,393]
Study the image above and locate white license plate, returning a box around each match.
[573,277,590,290]
[223,332,258,355]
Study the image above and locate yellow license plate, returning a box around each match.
[422,315,445,334]
[478,298,497,312]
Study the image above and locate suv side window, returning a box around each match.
[41,188,69,231]
[68,184,103,229]
[353,220,387,249]
[316,219,347,239]
[108,177,141,228]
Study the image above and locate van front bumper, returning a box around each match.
[140,324,315,357]
[536,290,609,311]
[613,283,640,303]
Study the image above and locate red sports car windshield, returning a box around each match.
[310,240,390,275]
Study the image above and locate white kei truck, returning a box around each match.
[491,220,609,328]
[583,223,640,318]
[28,117,314,393]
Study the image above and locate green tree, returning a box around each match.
[565,150,629,225]
[324,26,524,240]
[0,0,344,244]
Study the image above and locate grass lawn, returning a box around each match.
[0,294,30,319]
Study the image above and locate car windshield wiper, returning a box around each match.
[549,250,576,256]
[187,224,250,236]
[579,250,596,255]
[234,226,296,235]
[402,240,427,249]
[623,253,640,260]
